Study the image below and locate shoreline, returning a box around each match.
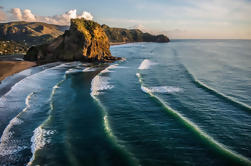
[0,61,36,82]
[0,41,132,83]
[110,42,127,46]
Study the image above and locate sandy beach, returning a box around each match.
[0,61,36,81]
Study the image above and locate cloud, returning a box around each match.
[0,6,6,21]
[23,9,36,21]
[8,8,93,25]
[78,11,93,20]
[10,8,22,20]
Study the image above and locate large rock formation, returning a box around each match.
[24,18,118,64]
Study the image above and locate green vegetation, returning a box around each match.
[0,21,67,46]
[102,24,169,43]
[0,20,169,56]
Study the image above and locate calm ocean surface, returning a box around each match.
[0,40,251,166]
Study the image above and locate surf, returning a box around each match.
[136,72,251,166]
[90,63,140,166]
[138,59,157,70]
[183,65,251,112]
[0,92,34,157]
[27,71,67,166]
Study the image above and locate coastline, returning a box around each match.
[110,42,127,46]
[0,42,128,82]
[0,61,36,82]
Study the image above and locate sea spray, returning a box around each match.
[136,72,251,166]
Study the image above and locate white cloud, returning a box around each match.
[10,8,22,20]
[0,6,6,21]
[78,11,93,20]
[23,9,36,21]
[7,8,93,25]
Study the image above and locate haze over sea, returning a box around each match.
[0,40,251,166]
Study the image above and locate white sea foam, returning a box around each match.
[82,67,97,72]
[141,86,182,94]
[90,64,124,96]
[0,92,34,156]
[138,59,157,70]
[27,74,66,166]
[65,68,83,74]
[28,126,56,165]
[136,72,251,165]
[91,76,113,96]
[0,117,26,156]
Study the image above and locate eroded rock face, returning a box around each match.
[24,18,118,64]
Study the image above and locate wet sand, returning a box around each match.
[0,61,36,82]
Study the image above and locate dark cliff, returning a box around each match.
[24,18,118,64]
[102,24,169,43]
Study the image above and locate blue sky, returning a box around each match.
[1,0,251,39]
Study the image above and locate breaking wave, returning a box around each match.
[141,86,183,94]
[184,67,251,111]
[27,74,66,165]
[90,63,139,165]
[0,92,34,156]
[138,59,157,70]
[136,72,251,166]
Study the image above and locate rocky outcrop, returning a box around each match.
[24,18,118,64]
[102,24,170,43]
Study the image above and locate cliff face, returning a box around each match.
[24,18,118,64]
[102,24,170,43]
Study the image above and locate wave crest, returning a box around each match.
[141,86,182,94]
[138,59,157,70]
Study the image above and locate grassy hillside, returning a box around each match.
[102,24,169,43]
[0,21,68,46]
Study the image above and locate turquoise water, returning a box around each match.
[0,40,251,166]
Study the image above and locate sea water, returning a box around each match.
[0,40,251,166]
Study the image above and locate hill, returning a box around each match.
[0,21,68,46]
[102,24,169,43]
[0,21,169,55]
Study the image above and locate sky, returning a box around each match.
[0,0,251,39]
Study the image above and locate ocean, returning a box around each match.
[0,40,251,166]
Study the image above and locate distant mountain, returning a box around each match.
[102,24,169,43]
[0,21,68,46]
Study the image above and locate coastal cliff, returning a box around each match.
[0,21,169,55]
[102,24,170,43]
[24,18,118,64]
